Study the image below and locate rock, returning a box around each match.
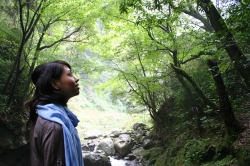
[0,143,31,166]
[133,123,146,131]
[84,130,103,139]
[86,141,97,152]
[136,130,147,142]
[142,139,155,150]
[132,147,144,156]
[110,128,122,134]
[131,147,144,164]
[95,138,115,156]
[82,144,89,151]
[82,123,153,165]
[114,134,134,157]
[83,152,111,166]
[127,153,137,160]
[109,128,125,138]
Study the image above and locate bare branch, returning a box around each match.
[180,51,214,64]
[38,27,82,50]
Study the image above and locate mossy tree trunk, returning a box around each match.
[207,60,244,138]
[172,50,203,135]
[171,64,218,110]
[176,74,203,135]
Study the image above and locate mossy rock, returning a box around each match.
[182,139,210,164]
[154,141,187,165]
[233,146,250,166]
[143,147,164,165]
[213,142,230,160]
[154,149,182,166]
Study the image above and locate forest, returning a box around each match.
[0,0,250,165]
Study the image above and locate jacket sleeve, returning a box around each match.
[41,121,65,166]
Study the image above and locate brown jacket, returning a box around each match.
[30,116,65,166]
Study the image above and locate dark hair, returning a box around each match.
[25,60,71,126]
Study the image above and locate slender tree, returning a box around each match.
[5,0,45,106]
[200,0,250,89]
[207,60,243,137]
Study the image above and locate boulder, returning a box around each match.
[83,152,111,166]
[133,123,146,131]
[142,139,155,150]
[84,130,103,139]
[94,138,115,156]
[114,134,134,157]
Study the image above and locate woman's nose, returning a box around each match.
[75,76,79,82]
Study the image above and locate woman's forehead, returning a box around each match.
[63,65,71,72]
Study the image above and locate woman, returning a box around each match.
[25,60,84,166]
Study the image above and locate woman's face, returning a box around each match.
[53,65,80,101]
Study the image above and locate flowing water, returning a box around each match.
[109,157,143,166]
[109,157,128,166]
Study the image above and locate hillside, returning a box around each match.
[67,90,152,143]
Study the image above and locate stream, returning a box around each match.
[109,156,142,166]
[109,157,128,166]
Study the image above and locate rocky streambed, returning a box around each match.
[81,122,156,166]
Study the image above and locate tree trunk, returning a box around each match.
[207,60,243,138]
[171,63,218,110]
[177,74,203,135]
[6,37,26,106]
[200,0,250,89]
[172,50,203,135]
[7,0,43,104]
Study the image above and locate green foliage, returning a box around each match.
[227,2,250,52]
[0,23,21,42]
[1,1,250,166]
[0,36,28,152]
[184,138,211,164]
[201,156,238,166]
[152,134,240,166]
[143,147,165,165]
[232,147,250,166]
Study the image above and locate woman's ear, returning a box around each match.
[50,78,60,90]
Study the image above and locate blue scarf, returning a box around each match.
[37,103,84,166]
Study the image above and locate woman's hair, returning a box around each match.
[24,60,71,126]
